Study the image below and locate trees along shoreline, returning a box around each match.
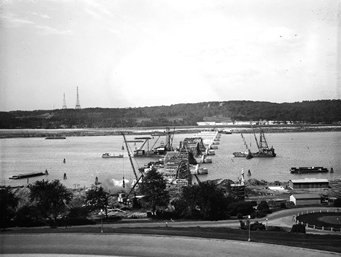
[2,175,341,229]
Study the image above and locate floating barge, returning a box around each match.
[102,153,124,158]
[9,172,47,180]
[290,167,329,174]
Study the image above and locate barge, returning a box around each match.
[9,172,47,180]
[102,153,124,158]
[290,167,329,174]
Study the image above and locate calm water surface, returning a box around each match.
[1,132,340,191]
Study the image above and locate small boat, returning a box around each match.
[197,167,208,175]
[190,165,208,175]
[45,135,66,139]
[9,172,47,180]
[290,167,329,174]
[102,153,124,158]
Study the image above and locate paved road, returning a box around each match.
[1,233,340,257]
[95,206,340,235]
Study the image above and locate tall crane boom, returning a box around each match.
[122,133,139,181]
[251,126,260,150]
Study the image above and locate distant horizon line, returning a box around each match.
[2,98,340,112]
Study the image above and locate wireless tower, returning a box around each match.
[62,93,67,109]
[75,87,81,109]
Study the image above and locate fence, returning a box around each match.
[295,209,341,232]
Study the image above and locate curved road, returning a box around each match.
[98,206,340,234]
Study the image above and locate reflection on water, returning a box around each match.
[0,132,340,191]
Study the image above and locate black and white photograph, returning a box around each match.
[1,0,340,256]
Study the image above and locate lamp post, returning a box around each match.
[99,209,105,233]
[248,215,251,242]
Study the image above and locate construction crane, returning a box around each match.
[121,133,144,202]
[122,133,139,181]
[150,127,175,151]
[251,126,260,151]
[241,133,253,159]
[134,137,154,152]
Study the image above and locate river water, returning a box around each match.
[1,131,340,191]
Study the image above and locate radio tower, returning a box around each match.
[75,87,81,109]
[62,93,67,109]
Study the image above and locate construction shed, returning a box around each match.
[288,178,329,189]
[290,194,321,206]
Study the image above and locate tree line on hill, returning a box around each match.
[0,100,340,129]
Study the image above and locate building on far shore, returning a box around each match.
[290,194,321,206]
[288,178,329,189]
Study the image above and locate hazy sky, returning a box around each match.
[0,0,340,111]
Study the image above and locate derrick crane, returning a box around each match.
[122,133,139,181]
[252,126,272,153]
[241,133,250,151]
[241,133,253,159]
[164,127,175,151]
[259,128,270,150]
[251,126,260,150]
[150,127,175,151]
[134,137,153,152]
[121,133,144,200]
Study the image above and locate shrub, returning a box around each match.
[291,223,306,233]
[267,226,286,232]
[250,221,265,231]
[257,201,269,212]
[251,210,267,218]
[154,211,179,219]
[334,198,341,207]
[67,206,90,219]
[228,201,254,216]
[14,205,45,227]
[0,186,18,229]
[280,203,287,209]
[239,219,247,230]
[237,213,243,219]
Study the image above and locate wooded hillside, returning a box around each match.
[0,100,340,129]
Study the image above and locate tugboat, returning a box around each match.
[233,126,276,159]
